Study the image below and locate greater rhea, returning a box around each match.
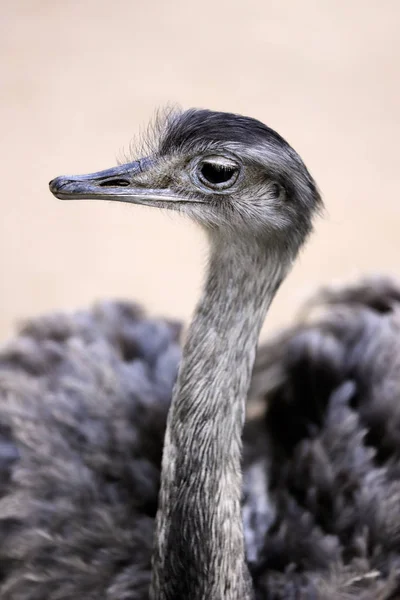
[50,108,321,600]
[0,109,398,600]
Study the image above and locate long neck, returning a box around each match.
[150,239,287,600]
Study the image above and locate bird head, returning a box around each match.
[50,108,322,256]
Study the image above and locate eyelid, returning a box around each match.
[200,156,238,169]
[200,162,238,176]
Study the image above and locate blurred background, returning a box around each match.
[1,0,399,342]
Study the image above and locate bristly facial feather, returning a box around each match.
[120,108,323,257]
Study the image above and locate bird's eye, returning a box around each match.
[197,160,239,190]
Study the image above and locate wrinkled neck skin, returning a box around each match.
[150,234,290,600]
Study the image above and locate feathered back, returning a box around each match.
[0,301,181,599]
[247,276,400,598]
[0,278,400,598]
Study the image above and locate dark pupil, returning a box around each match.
[200,162,236,185]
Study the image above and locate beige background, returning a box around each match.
[1,1,399,343]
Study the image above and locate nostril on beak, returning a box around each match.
[99,178,130,187]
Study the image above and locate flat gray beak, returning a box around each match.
[49,159,182,206]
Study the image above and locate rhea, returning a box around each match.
[50,108,322,600]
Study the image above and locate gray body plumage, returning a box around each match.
[1,278,400,598]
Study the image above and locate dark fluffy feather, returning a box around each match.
[0,278,400,598]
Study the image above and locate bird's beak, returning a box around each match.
[49,159,184,207]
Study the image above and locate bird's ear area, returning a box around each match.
[48,158,191,206]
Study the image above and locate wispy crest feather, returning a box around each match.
[117,105,182,165]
